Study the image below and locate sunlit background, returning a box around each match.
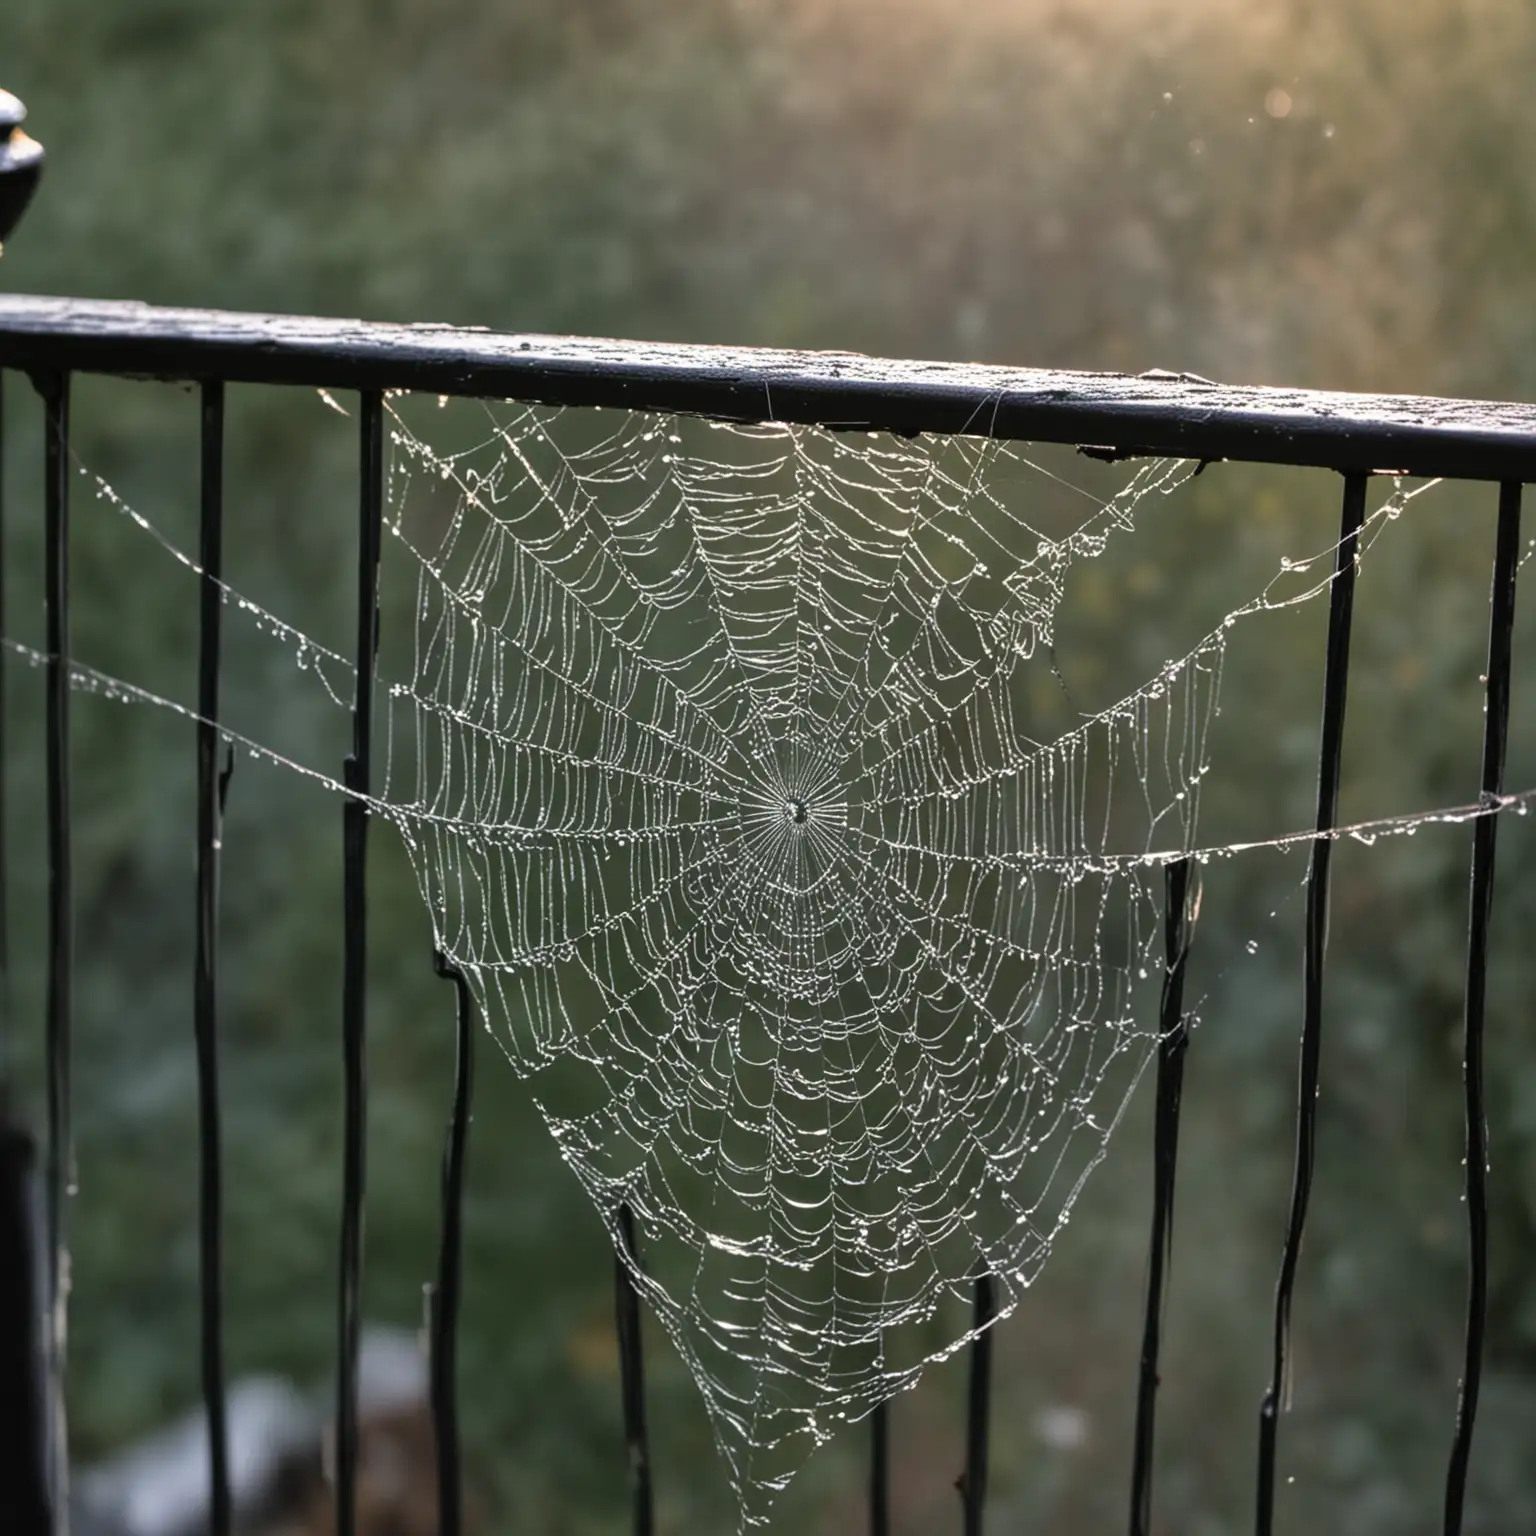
[3,1,1536,1532]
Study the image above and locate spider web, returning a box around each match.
[379,406,1209,1514]
[17,392,1521,1527]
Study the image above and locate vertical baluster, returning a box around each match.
[1129,857,1195,1536]
[0,1121,49,1534]
[869,1399,890,1536]
[1,367,54,1535]
[1443,481,1521,1535]
[960,1273,996,1536]
[39,369,72,1527]
[0,369,8,1028]
[194,380,230,1536]
[336,390,383,1536]
[1255,471,1367,1534]
[613,1203,655,1536]
[430,951,474,1536]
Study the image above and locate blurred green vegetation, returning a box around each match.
[3,0,1536,1532]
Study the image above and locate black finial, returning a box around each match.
[0,90,45,251]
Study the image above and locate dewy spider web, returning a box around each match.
[381,406,1209,1516]
[18,393,1513,1528]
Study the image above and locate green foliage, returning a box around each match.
[3,0,1536,1530]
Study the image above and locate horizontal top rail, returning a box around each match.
[2,294,1535,481]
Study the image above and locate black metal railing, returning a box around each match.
[1,112,1533,1536]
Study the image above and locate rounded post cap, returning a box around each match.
[0,88,43,169]
[0,89,44,249]
[0,89,26,133]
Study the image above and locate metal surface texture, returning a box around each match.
[2,296,1536,480]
